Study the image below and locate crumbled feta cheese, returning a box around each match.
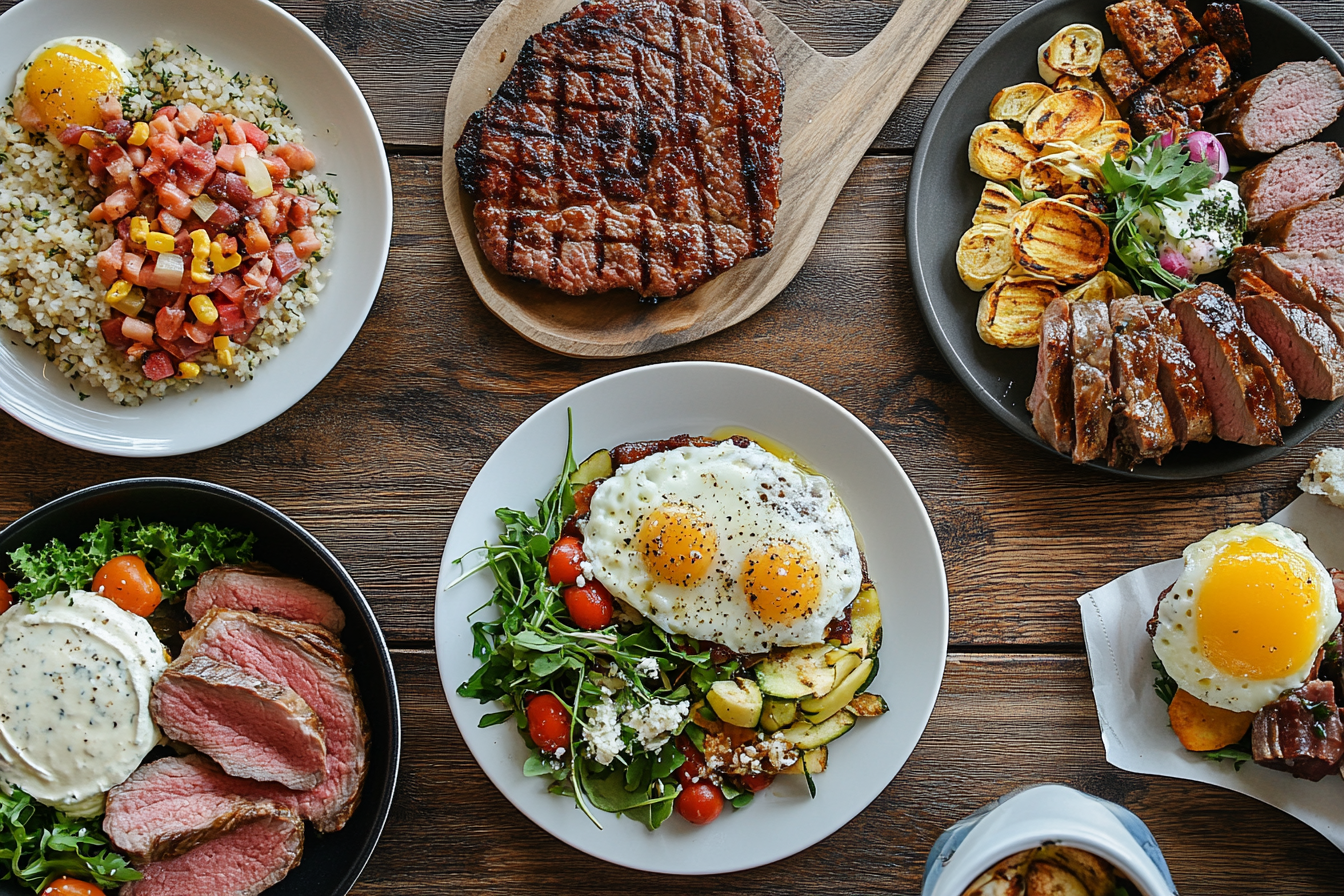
[554,746,566,759]
[575,575,586,588]
[580,559,595,580]
[766,732,798,769]
[583,696,625,766]
[622,699,690,752]
[1301,448,1344,508]
[634,657,660,679]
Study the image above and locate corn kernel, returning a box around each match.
[211,245,242,272]
[129,217,150,244]
[190,257,213,285]
[78,131,98,150]
[190,295,219,324]
[109,292,145,317]
[213,335,234,367]
[145,232,175,253]
[177,362,201,379]
[190,229,211,258]
[128,122,150,146]
[106,280,132,303]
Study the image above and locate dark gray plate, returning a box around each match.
[908,0,1344,480]
[0,479,400,896]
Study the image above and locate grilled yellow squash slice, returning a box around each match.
[989,82,1054,125]
[1075,120,1133,161]
[1019,147,1103,197]
[957,223,1014,290]
[1054,74,1123,121]
[1037,24,1105,84]
[1022,89,1106,146]
[1009,198,1110,285]
[972,182,1022,228]
[969,122,1040,182]
[976,275,1061,348]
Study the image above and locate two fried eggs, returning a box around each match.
[580,440,863,655]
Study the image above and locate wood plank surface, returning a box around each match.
[361,650,1344,895]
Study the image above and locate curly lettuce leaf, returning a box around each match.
[0,787,140,893]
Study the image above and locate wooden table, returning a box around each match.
[1,1,1342,892]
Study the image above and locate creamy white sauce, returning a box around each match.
[0,591,167,816]
[1138,180,1248,276]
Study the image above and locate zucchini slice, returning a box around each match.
[847,693,889,717]
[800,658,874,724]
[755,644,835,699]
[849,587,881,658]
[779,747,828,775]
[779,711,856,750]
[760,697,798,733]
[569,449,614,487]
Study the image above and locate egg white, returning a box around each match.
[1153,522,1339,713]
[580,440,863,655]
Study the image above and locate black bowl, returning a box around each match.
[908,0,1344,481]
[0,478,400,896]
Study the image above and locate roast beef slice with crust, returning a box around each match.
[151,656,328,792]
[1237,320,1301,427]
[1143,299,1214,447]
[1028,298,1075,455]
[1109,294,1176,468]
[1216,59,1344,155]
[1260,197,1344,253]
[1233,246,1344,344]
[180,609,369,833]
[187,565,346,634]
[1071,296,1114,464]
[1106,0,1187,79]
[1238,275,1344,401]
[1240,142,1344,231]
[121,806,304,896]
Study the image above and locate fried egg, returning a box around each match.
[580,440,863,654]
[14,37,132,131]
[1153,523,1340,713]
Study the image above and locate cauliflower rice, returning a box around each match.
[0,40,338,405]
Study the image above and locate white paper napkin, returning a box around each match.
[1079,493,1344,850]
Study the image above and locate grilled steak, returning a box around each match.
[1128,86,1195,140]
[1239,142,1344,230]
[1251,679,1344,782]
[1215,59,1344,155]
[1143,299,1213,447]
[1071,296,1115,464]
[1237,314,1301,427]
[1109,295,1176,468]
[1238,274,1344,400]
[1100,48,1147,103]
[187,565,346,634]
[1260,197,1344,253]
[1029,298,1075,455]
[180,609,369,833]
[454,0,784,299]
[1201,2,1253,73]
[151,656,328,792]
[1105,0,1186,79]
[1172,283,1281,445]
[105,755,298,864]
[1157,45,1233,108]
[121,807,304,896]
[1233,246,1344,343]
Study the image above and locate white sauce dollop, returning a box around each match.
[0,591,167,816]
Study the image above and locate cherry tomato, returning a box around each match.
[547,536,585,586]
[675,781,725,825]
[91,555,162,617]
[572,481,600,517]
[0,580,12,612]
[42,879,105,896]
[674,734,706,787]
[563,580,614,630]
[736,772,775,793]
[525,693,572,753]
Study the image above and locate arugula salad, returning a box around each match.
[455,420,887,831]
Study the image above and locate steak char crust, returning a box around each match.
[456,0,784,300]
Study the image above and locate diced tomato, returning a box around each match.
[148,131,182,164]
[241,120,269,152]
[141,350,177,381]
[174,229,193,254]
[104,151,134,185]
[224,118,247,146]
[155,304,185,341]
[242,220,271,256]
[187,275,221,295]
[97,240,125,287]
[120,316,155,344]
[153,106,178,121]
[264,273,282,303]
[273,142,316,172]
[121,253,145,282]
[209,202,240,229]
[270,242,302,283]
[57,125,88,146]
[232,318,258,344]
[290,227,321,261]
[125,342,149,361]
[288,196,318,229]
[139,156,168,187]
[182,319,219,344]
[216,273,246,304]
[134,259,157,288]
[241,291,264,324]
[184,115,216,147]
[157,182,194,219]
[136,191,159,219]
[127,144,147,167]
[15,99,45,132]
[205,170,230,201]
[258,197,280,234]
[259,155,290,181]
[100,317,131,349]
[90,188,137,224]
[104,118,133,143]
[173,139,216,196]
[215,300,244,335]
[224,173,254,209]
[154,335,205,361]
[214,143,245,174]
[158,210,184,234]
[174,103,204,134]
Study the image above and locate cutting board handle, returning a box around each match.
[852,0,971,86]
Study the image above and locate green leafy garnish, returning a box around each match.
[1100,134,1217,300]
[0,787,141,893]
[7,518,256,603]
[1152,657,1178,706]
[1204,746,1253,771]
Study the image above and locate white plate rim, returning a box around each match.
[0,0,392,456]
[433,360,949,874]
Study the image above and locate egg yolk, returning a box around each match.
[638,505,716,587]
[1197,536,1324,680]
[24,44,121,130]
[742,540,822,626]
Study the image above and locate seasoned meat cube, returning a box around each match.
[1105,0,1187,79]
[1099,49,1147,103]
[1129,86,1191,139]
[1159,0,1206,48]
[1201,2,1253,73]
[1158,45,1234,107]
[1252,680,1344,782]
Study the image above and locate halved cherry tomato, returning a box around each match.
[572,481,600,517]
[736,772,775,793]
[675,781,724,825]
[525,693,572,754]
[42,879,105,896]
[563,580,614,630]
[0,579,12,612]
[91,555,162,616]
[547,536,585,586]
[674,734,706,787]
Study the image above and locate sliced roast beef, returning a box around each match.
[1239,142,1344,231]
[121,806,304,896]
[1143,299,1214,447]
[180,609,368,833]
[1106,0,1187,79]
[1233,246,1344,343]
[1157,45,1234,108]
[1201,2,1252,73]
[186,565,347,633]
[1216,59,1344,155]
[151,657,327,792]
[1238,274,1344,400]
[1237,319,1301,427]
[105,755,297,864]
[1109,294,1176,468]
[1260,197,1344,252]
[1264,250,1344,310]
[1071,296,1114,464]
[1100,48,1147,103]
[1172,283,1282,445]
[1028,298,1075,455]
[1251,679,1344,782]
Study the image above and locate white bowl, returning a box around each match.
[434,361,949,873]
[0,0,391,456]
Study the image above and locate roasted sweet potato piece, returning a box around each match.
[1169,687,1254,752]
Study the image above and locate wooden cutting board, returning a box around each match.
[441,0,970,358]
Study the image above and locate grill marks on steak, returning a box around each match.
[455,0,783,299]
[121,806,304,896]
[1216,59,1344,155]
[1251,679,1344,782]
[1239,143,1344,231]
[151,657,328,792]
[186,565,347,634]
[1109,295,1176,468]
[1143,299,1213,447]
[1028,298,1075,454]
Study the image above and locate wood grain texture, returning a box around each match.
[359,650,1344,895]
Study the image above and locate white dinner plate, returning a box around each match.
[434,361,949,874]
[0,0,391,456]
